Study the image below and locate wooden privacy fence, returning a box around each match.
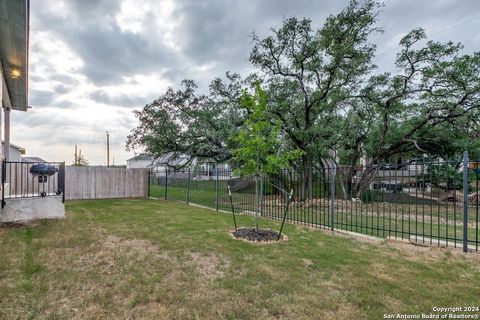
[65,166,149,200]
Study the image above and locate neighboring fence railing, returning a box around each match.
[1,161,65,207]
[150,152,480,252]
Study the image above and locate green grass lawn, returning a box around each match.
[0,199,479,319]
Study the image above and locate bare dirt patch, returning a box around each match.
[101,235,159,256]
[188,252,230,279]
[302,258,313,267]
[0,220,44,230]
[385,238,480,263]
[33,231,180,319]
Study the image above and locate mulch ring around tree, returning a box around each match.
[230,227,287,244]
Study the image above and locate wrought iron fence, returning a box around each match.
[1,161,65,207]
[149,153,479,252]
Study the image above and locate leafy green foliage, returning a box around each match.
[359,28,480,163]
[232,84,302,175]
[420,161,475,191]
[249,0,382,168]
[126,74,246,168]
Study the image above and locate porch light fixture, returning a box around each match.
[9,66,22,79]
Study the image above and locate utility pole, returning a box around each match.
[106,131,110,167]
[74,144,78,165]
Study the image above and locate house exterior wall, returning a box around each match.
[127,159,153,169]
[0,143,24,161]
[8,145,21,161]
[0,64,3,160]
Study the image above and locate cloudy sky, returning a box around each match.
[12,0,480,165]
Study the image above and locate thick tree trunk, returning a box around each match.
[354,165,378,198]
[344,155,360,200]
[332,158,349,200]
[299,155,313,201]
[317,160,328,196]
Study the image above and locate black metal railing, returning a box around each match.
[1,161,65,207]
[150,153,479,252]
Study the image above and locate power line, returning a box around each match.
[376,14,480,57]
[429,14,480,37]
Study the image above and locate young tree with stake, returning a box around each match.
[232,83,302,231]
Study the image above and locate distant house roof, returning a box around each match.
[127,153,193,167]
[1,142,25,154]
[21,156,45,162]
[127,154,154,162]
[154,152,191,167]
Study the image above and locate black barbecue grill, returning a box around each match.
[29,163,61,197]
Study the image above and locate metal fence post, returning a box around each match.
[1,160,5,208]
[215,168,219,211]
[186,168,191,204]
[330,167,335,231]
[463,151,469,252]
[147,169,151,198]
[260,174,264,217]
[164,169,168,200]
[60,162,66,203]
